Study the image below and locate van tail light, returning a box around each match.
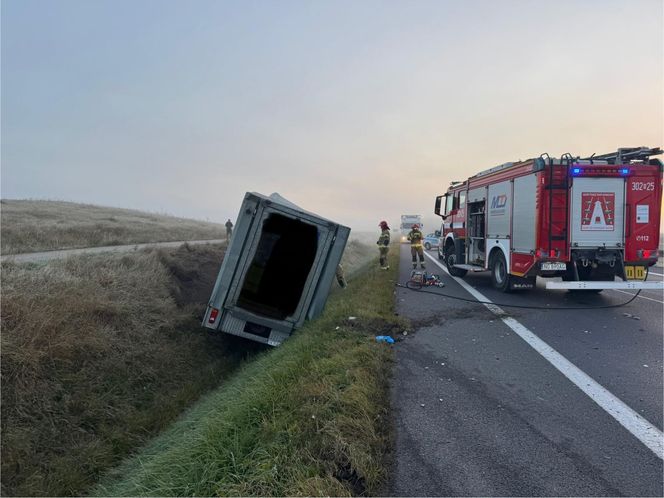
[208,308,220,324]
[535,250,542,258]
[549,250,556,258]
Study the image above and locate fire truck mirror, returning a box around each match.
[434,195,444,217]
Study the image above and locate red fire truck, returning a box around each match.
[434,147,663,292]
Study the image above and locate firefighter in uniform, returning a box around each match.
[225,219,233,238]
[408,224,425,269]
[377,221,391,270]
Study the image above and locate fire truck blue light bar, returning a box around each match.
[570,167,631,177]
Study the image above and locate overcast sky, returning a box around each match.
[2,0,662,231]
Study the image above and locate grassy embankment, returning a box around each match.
[1,232,385,496]
[96,249,403,497]
[0,200,225,254]
[1,243,238,496]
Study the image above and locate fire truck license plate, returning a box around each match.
[541,262,567,271]
[625,265,646,280]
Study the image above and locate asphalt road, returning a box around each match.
[389,244,663,496]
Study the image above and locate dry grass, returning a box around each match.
[339,238,375,278]
[0,243,253,496]
[0,200,225,254]
[1,228,379,496]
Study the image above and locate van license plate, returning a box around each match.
[541,262,567,271]
[625,265,646,280]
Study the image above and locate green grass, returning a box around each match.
[96,249,403,497]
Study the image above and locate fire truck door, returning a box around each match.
[570,178,625,248]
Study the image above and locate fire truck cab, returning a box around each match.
[434,147,663,292]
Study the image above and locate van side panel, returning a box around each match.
[203,193,260,329]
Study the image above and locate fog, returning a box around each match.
[2,0,662,231]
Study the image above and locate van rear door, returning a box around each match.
[226,205,334,325]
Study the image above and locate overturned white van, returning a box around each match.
[203,192,351,346]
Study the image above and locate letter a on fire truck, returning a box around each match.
[581,192,614,231]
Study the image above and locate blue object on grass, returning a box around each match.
[375,335,395,344]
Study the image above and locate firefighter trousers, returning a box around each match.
[411,244,424,265]
[379,246,389,267]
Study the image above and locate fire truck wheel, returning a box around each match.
[445,245,468,277]
[490,251,511,292]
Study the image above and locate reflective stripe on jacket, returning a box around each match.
[407,229,423,247]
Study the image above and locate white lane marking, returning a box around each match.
[609,289,664,304]
[424,252,664,460]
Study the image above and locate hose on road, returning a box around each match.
[396,272,647,311]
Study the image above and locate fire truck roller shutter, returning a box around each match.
[487,181,511,238]
[512,174,537,253]
[570,178,625,248]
